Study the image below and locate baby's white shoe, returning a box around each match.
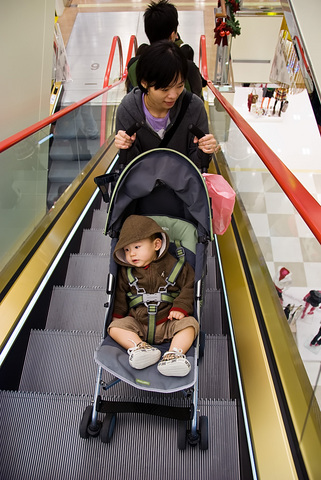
[127,341,161,369]
[157,347,191,377]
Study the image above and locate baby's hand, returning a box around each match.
[115,130,136,149]
[168,310,185,320]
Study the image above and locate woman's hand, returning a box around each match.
[194,133,219,154]
[115,130,136,149]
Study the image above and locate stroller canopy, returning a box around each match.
[105,148,213,240]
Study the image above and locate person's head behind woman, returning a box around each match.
[136,40,188,94]
[180,44,194,61]
[144,0,179,43]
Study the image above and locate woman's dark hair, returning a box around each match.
[144,0,179,43]
[136,40,187,93]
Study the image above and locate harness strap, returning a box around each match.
[146,304,157,345]
[167,240,186,285]
[126,240,186,344]
[127,268,136,286]
[127,291,179,309]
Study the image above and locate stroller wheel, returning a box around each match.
[100,413,117,444]
[177,420,188,450]
[79,406,93,439]
[199,416,208,450]
[80,405,102,438]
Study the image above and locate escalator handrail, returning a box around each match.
[0,78,123,155]
[199,36,321,243]
[102,34,137,88]
[100,35,137,146]
[123,35,138,81]
[199,35,209,81]
[103,35,123,88]
[0,80,121,154]
[100,35,123,146]
[0,35,138,155]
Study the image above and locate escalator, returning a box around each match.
[0,189,247,479]
[0,71,252,476]
[0,36,320,479]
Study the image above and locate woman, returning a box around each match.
[115,40,217,169]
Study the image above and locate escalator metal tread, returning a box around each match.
[0,390,240,480]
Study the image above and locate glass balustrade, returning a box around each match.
[0,82,126,279]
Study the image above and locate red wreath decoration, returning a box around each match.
[226,0,240,13]
[214,0,241,46]
[214,18,231,47]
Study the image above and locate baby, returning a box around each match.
[108,215,199,377]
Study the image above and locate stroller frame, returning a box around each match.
[82,276,203,446]
[80,148,213,449]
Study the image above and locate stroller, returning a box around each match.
[80,147,213,450]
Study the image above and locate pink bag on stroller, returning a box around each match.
[202,173,235,235]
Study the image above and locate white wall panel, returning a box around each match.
[0,0,55,141]
[231,16,283,84]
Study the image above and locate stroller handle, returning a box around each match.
[188,124,205,139]
[118,121,145,170]
[126,120,145,137]
[188,124,209,173]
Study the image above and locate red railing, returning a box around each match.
[123,35,138,79]
[199,35,209,81]
[0,35,138,154]
[199,36,321,243]
[100,36,123,146]
[103,36,123,89]
[100,35,137,145]
[0,79,122,154]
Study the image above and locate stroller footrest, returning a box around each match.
[97,398,194,421]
